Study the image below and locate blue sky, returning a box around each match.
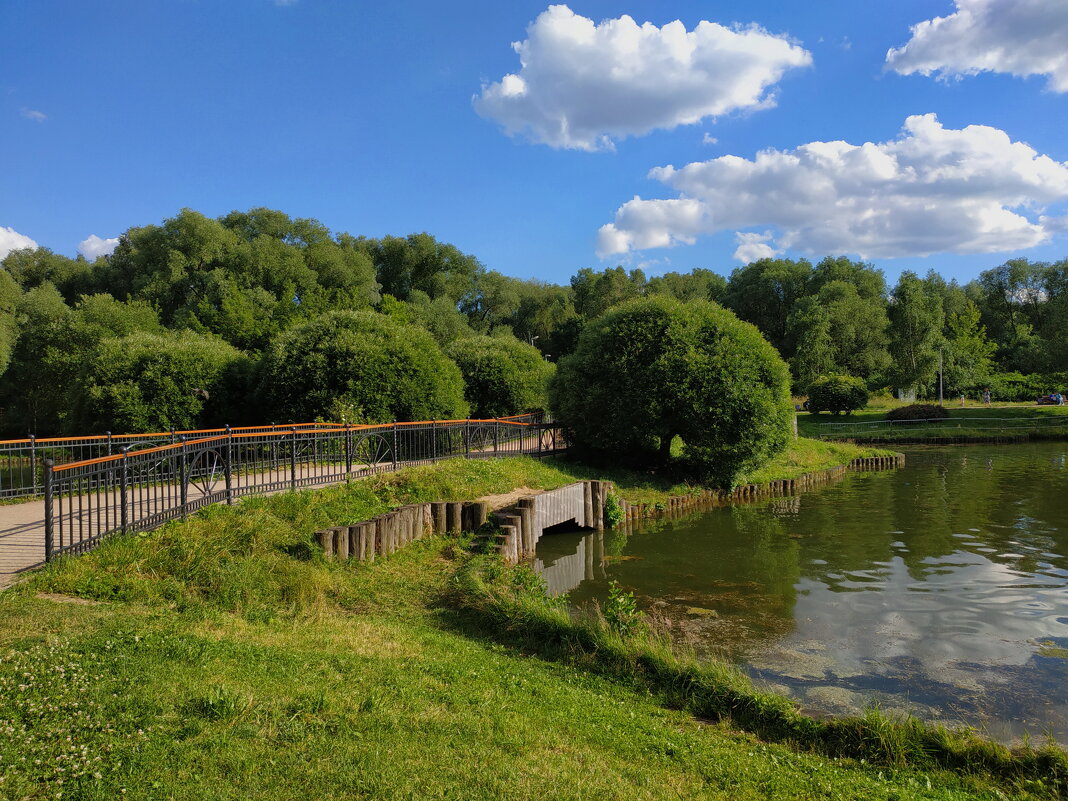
[3,0,1068,286]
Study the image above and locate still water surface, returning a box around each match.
[534,443,1068,745]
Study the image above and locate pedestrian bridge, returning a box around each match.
[0,414,562,588]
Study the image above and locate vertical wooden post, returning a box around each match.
[432,502,447,534]
[447,502,463,534]
[591,480,603,531]
[335,526,350,560]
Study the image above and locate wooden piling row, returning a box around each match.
[313,454,906,563]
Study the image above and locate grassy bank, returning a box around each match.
[4,539,1058,800]
[10,447,1043,800]
[799,405,1068,442]
[29,438,882,612]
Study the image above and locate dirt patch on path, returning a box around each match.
[476,486,544,511]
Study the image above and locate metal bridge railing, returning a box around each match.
[41,414,562,562]
[0,422,343,499]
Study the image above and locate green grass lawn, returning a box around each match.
[6,450,1046,801]
[2,539,1052,801]
[799,404,1068,441]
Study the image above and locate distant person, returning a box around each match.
[959,394,966,407]
[982,388,991,406]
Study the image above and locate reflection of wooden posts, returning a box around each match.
[593,529,606,579]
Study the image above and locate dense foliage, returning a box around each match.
[77,330,248,432]
[550,297,793,487]
[445,335,553,418]
[257,310,468,423]
[2,204,1068,436]
[806,375,869,415]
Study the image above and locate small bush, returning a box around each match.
[886,403,949,422]
[603,493,625,528]
[604,581,646,638]
[806,374,869,415]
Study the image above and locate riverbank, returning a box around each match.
[799,405,1068,443]
[5,446,1064,798]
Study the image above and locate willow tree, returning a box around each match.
[550,297,793,487]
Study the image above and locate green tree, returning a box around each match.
[1,247,94,301]
[0,269,19,377]
[257,311,468,423]
[722,258,813,355]
[76,330,248,433]
[888,272,944,394]
[446,335,554,418]
[571,266,647,320]
[942,299,996,393]
[550,297,793,487]
[646,268,727,303]
[372,233,483,303]
[785,296,834,393]
[816,280,891,382]
[806,374,869,415]
[0,284,72,434]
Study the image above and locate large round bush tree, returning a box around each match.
[77,330,248,432]
[446,335,554,418]
[549,297,793,487]
[258,310,468,423]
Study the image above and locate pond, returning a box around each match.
[534,442,1068,745]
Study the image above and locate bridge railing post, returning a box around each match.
[179,435,188,520]
[431,421,437,462]
[290,427,298,489]
[392,422,399,471]
[120,447,130,535]
[493,419,499,456]
[43,458,54,562]
[344,424,353,473]
[29,434,37,496]
[224,425,233,505]
[464,419,470,458]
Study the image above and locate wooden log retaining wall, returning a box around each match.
[312,454,904,564]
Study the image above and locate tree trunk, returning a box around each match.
[659,432,675,463]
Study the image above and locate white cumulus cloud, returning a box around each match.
[78,234,119,260]
[0,226,38,260]
[597,114,1068,260]
[733,231,781,263]
[886,0,1068,92]
[475,4,811,151]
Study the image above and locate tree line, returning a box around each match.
[1,206,1065,436]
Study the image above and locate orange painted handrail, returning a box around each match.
[47,415,544,473]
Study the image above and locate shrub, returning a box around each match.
[75,330,249,432]
[806,374,869,415]
[445,335,554,418]
[257,310,468,423]
[886,403,949,422]
[549,297,793,488]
